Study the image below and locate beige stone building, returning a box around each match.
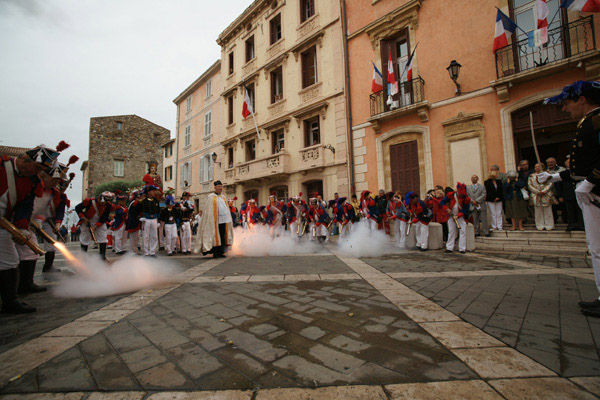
[217,0,349,203]
[173,60,223,209]
[82,115,170,198]
[161,138,176,192]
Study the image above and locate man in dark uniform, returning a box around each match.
[539,80,600,317]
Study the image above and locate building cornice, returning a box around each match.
[217,0,276,47]
[348,0,422,44]
[173,60,221,104]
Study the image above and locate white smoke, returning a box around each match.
[52,254,179,298]
[337,220,401,257]
[230,225,327,257]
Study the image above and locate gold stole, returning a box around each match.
[212,194,229,246]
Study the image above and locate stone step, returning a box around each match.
[475,236,588,248]
[475,242,589,257]
[488,230,586,239]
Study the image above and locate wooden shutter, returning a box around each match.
[390,141,419,194]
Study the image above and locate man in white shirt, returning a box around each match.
[195,180,233,258]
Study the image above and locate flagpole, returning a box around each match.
[547,7,560,27]
[398,42,418,82]
[250,111,261,141]
[494,6,530,36]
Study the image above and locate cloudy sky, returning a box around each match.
[0,0,250,216]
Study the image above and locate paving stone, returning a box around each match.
[135,362,196,390]
[217,329,286,362]
[164,342,223,379]
[570,376,600,397]
[307,343,365,374]
[256,385,387,399]
[452,347,556,378]
[489,377,597,400]
[272,355,353,385]
[37,346,96,391]
[79,334,139,390]
[385,379,502,399]
[299,326,327,340]
[120,345,168,373]
[195,366,254,390]
[420,321,505,349]
[213,346,268,379]
[249,324,279,336]
[192,315,233,334]
[185,328,226,352]
[145,391,252,399]
[0,394,87,399]
[328,335,370,352]
[144,327,189,350]
[87,393,145,400]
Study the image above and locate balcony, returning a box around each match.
[495,17,595,79]
[492,17,599,102]
[367,77,429,132]
[299,143,325,171]
[231,151,291,183]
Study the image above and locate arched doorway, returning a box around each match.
[269,185,288,201]
[303,180,323,202]
[511,101,575,166]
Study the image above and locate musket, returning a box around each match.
[301,219,309,236]
[32,220,58,245]
[88,222,98,245]
[406,212,414,236]
[50,221,66,243]
[0,216,45,255]
[452,215,461,230]
[326,218,335,234]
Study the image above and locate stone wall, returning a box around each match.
[87,115,170,197]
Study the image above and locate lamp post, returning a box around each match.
[211,152,221,181]
[447,60,462,96]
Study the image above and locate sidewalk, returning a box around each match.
[0,242,599,399]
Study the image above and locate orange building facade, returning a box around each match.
[344,0,600,197]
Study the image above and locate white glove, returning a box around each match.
[575,180,596,204]
[537,171,561,183]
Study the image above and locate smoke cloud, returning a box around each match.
[52,253,179,298]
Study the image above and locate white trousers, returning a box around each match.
[129,230,140,254]
[447,216,467,252]
[164,223,178,254]
[0,228,18,271]
[113,225,126,253]
[180,221,192,253]
[393,219,407,248]
[143,218,158,256]
[80,216,108,246]
[16,230,40,261]
[534,205,555,230]
[415,222,429,249]
[40,221,57,252]
[576,186,600,295]
[309,223,328,240]
[339,222,352,238]
[367,218,377,231]
[270,223,283,238]
[487,202,503,230]
[290,221,302,238]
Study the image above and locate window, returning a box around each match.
[245,36,255,62]
[244,190,259,202]
[186,96,192,112]
[304,116,320,147]
[272,129,285,154]
[301,46,317,88]
[114,160,124,177]
[270,14,282,45]
[270,185,288,201]
[164,144,173,158]
[301,0,315,23]
[184,125,191,147]
[245,139,256,161]
[381,30,413,108]
[228,147,234,168]
[205,80,212,98]
[228,51,234,75]
[164,166,173,181]
[181,162,191,188]
[169,144,173,156]
[200,154,214,183]
[228,96,234,125]
[271,67,283,103]
[204,111,212,137]
[116,122,123,131]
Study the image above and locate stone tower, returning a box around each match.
[85,115,170,197]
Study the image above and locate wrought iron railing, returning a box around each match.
[495,16,595,79]
[370,76,425,117]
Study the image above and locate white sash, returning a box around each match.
[4,160,17,215]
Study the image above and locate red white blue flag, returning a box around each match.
[242,82,253,120]
[404,45,417,82]
[387,47,398,95]
[371,62,383,93]
[536,0,549,46]
[560,0,600,12]
[493,9,518,53]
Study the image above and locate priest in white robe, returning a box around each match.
[195,180,233,258]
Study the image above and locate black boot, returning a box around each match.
[42,251,55,273]
[81,244,88,252]
[18,260,46,294]
[99,243,107,260]
[0,269,36,314]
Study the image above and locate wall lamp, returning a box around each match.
[447,60,462,96]
[211,152,221,165]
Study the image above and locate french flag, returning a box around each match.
[560,0,600,12]
[405,46,417,82]
[536,0,549,45]
[242,82,253,120]
[372,62,383,93]
[493,9,518,53]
